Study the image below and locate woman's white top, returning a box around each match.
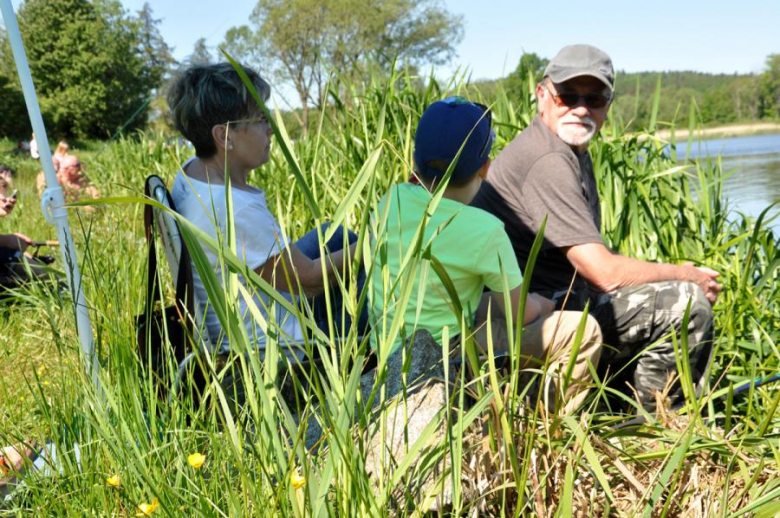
[170,158,305,355]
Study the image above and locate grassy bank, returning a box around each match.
[0,68,779,516]
[651,121,780,141]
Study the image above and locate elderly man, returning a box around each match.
[472,44,720,412]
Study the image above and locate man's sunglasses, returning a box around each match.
[441,96,494,157]
[541,83,612,110]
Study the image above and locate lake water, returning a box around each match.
[675,134,780,233]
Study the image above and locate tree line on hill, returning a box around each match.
[500,53,780,131]
[0,0,778,140]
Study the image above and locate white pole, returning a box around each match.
[1,0,102,396]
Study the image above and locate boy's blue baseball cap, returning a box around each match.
[414,97,494,180]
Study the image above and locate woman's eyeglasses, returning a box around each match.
[541,83,612,110]
[227,114,271,126]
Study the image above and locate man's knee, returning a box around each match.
[582,313,602,343]
[579,314,602,365]
[557,310,602,338]
[548,311,602,358]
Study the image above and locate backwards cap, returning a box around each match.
[413,97,494,180]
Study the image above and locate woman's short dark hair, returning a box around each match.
[167,63,271,158]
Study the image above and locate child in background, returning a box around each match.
[369,97,602,413]
[52,140,70,172]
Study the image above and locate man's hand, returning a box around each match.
[682,263,721,304]
[11,233,32,252]
[529,293,555,316]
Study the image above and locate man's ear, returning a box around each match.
[211,123,232,151]
[535,82,546,101]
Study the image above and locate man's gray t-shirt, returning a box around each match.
[471,116,602,294]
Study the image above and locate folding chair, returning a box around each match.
[141,175,367,412]
[141,175,211,402]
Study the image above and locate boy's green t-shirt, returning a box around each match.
[370,183,523,352]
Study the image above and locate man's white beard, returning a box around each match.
[557,115,597,148]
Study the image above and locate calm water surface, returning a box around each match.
[676,134,780,233]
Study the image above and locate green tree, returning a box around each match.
[0,0,169,139]
[701,86,736,124]
[187,37,213,67]
[0,73,29,138]
[758,53,780,119]
[505,52,548,99]
[137,3,175,84]
[727,75,760,121]
[222,0,463,134]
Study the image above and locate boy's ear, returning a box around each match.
[477,158,491,180]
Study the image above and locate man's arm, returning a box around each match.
[565,242,721,303]
[0,233,32,252]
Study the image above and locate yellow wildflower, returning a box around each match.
[291,471,306,489]
[106,474,121,487]
[137,498,159,516]
[187,452,206,469]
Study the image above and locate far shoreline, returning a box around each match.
[642,122,780,141]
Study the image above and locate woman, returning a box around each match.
[168,63,365,358]
[52,141,70,172]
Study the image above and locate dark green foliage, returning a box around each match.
[0,0,170,139]
[0,73,29,138]
[505,52,548,100]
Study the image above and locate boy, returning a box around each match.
[370,97,602,413]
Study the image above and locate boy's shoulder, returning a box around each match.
[384,182,507,228]
[449,203,508,240]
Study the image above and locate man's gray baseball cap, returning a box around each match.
[543,44,614,91]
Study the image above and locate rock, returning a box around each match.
[361,330,463,511]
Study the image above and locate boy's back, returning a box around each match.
[371,182,521,353]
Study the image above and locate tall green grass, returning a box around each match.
[0,66,778,516]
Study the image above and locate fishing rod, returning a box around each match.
[730,373,780,396]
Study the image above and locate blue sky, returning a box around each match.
[6,0,779,86]
[107,0,778,78]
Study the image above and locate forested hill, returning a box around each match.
[475,53,779,132]
[611,70,764,129]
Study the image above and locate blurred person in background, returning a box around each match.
[52,140,70,172]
